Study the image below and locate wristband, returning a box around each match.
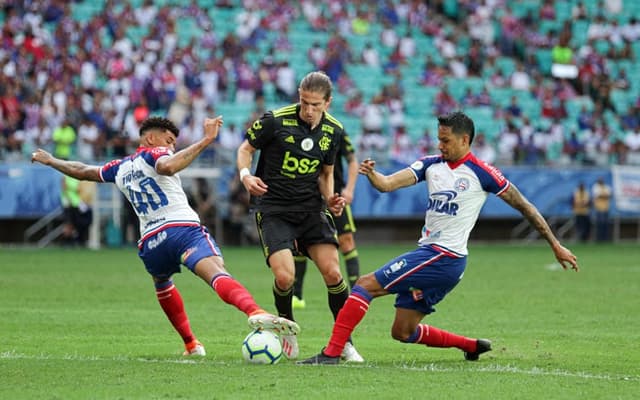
[239,168,251,181]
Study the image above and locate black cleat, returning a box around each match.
[464,339,492,361]
[297,350,340,365]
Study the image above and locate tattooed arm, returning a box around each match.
[156,116,223,176]
[31,149,101,181]
[499,183,579,271]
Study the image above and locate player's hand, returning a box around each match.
[327,193,346,216]
[359,158,376,176]
[31,149,53,165]
[241,174,268,196]
[204,116,223,141]
[554,245,579,272]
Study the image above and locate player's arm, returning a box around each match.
[342,152,358,204]
[156,117,222,175]
[359,158,417,192]
[31,149,101,182]
[320,163,345,216]
[237,140,268,196]
[499,183,579,272]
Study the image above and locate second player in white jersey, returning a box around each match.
[409,153,510,255]
[100,147,200,243]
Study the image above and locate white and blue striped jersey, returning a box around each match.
[99,146,200,244]
[408,152,510,256]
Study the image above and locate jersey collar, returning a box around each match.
[446,152,473,169]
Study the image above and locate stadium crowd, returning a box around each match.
[1,0,640,168]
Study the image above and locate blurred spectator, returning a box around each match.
[591,178,612,241]
[510,62,531,91]
[274,61,296,102]
[562,130,585,163]
[390,125,414,166]
[623,126,640,153]
[572,1,589,20]
[52,117,76,160]
[577,104,596,131]
[215,121,243,166]
[572,182,591,242]
[433,84,458,115]
[308,41,327,68]
[360,42,381,67]
[76,116,102,162]
[189,177,217,233]
[504,95,522,118]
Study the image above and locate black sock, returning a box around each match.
[327,279,349,320]
[343,249,360,288]
[273,281,294,321]
[293,255,307,299]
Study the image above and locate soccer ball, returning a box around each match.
[241,329,283,364]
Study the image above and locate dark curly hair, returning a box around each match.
[139,116,180,138]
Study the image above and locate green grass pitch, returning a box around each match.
[1,243,638,399]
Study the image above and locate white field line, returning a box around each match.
[2,350,638,382]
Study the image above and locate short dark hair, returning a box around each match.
[299,71,333,100]
[437,111,475,144]
[139,116,180,137]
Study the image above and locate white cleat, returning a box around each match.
[183,340,206,356]
[248,313,300,336]
[341,342,364,363]
[280,334,300,359]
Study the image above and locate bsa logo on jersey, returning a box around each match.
[454,178,470,192]
[301,138,314,151]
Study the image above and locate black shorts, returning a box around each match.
[256,210,338,263]
[332,204,356,235]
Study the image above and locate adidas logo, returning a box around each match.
[285,135,295,143]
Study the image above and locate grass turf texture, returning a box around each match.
[1,243,638,399]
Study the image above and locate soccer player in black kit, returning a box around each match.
[292,130,361,309]
[236,71,363,362]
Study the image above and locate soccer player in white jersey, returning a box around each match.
[299,111,579,365]
[31,116,299,356]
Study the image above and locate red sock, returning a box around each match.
[156,283,195,344]
[414,324,476,352]
[211,274,261,316]
[324,294,370,357]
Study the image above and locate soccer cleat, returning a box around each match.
[292,295,306,309]
[280,334,300,359]
[464,338,492,361]
[183,340,206,356]
[341,342,364,363]
[248,313,301,336]
[297,350,340,365]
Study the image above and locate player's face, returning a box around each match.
[437,125,469,162]
[146,129,177,151]
[298,89,331,129]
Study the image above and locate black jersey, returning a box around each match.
[246,104,343,213]
[334,131,355,193]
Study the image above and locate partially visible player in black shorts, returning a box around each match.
[236,71,363,362]
[293,131,361,309]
